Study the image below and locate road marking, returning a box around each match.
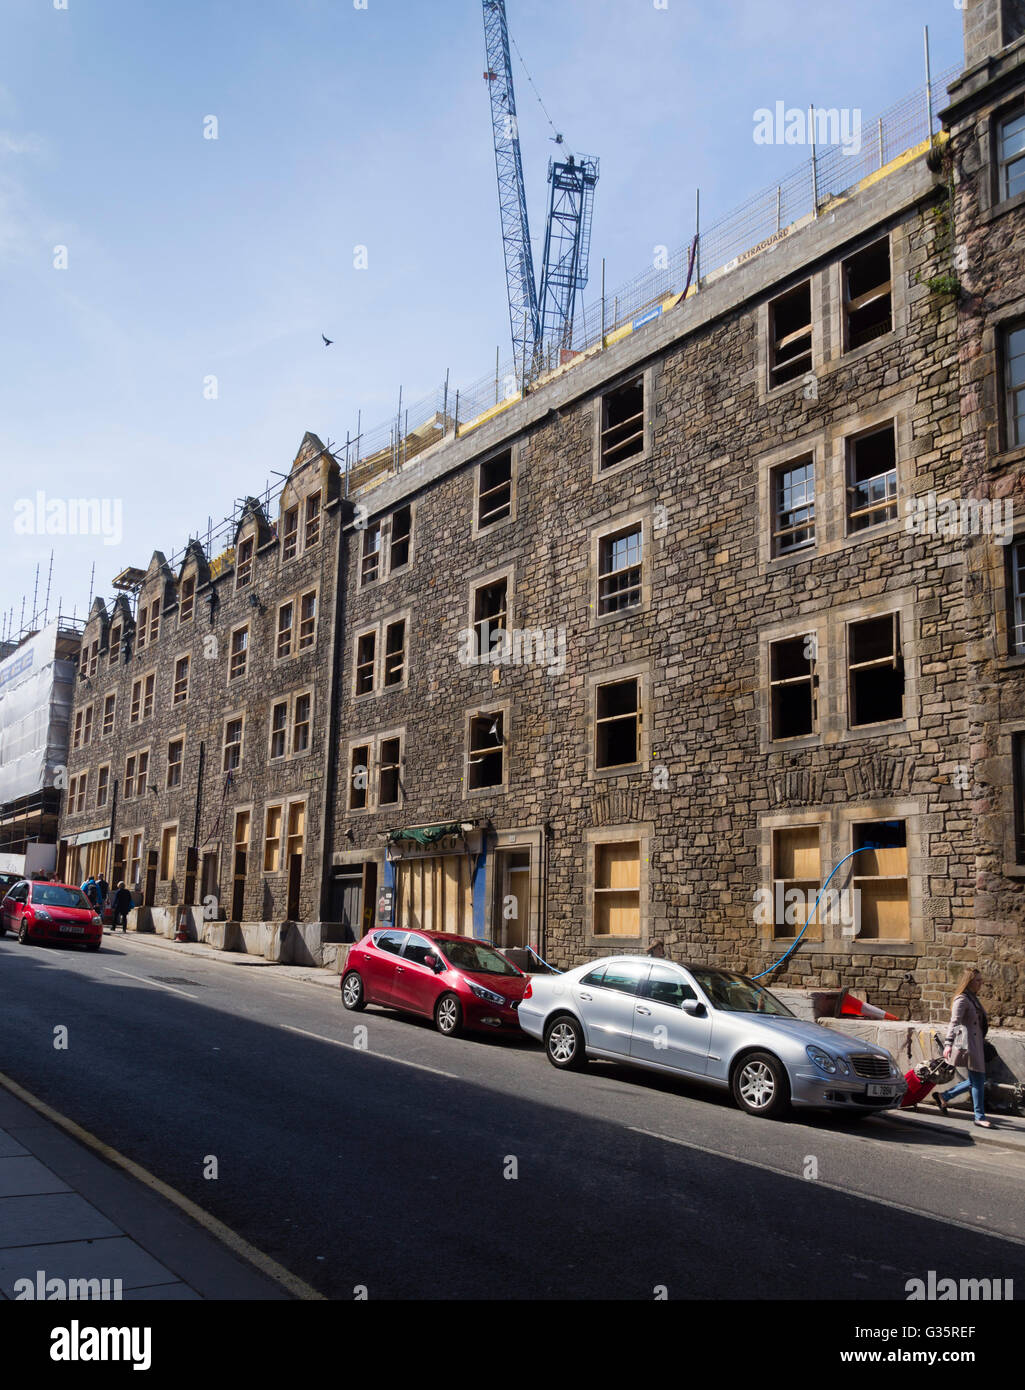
[104,967,198,998]
[280,1024,457,1079]
[0,1069,323,1301]
[627,1125,1025,1250]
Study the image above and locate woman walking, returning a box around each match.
[934,969,995,1128]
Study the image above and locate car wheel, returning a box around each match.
[86,942,101,953]
[434,993,462,1037]
[341,971,366,1012]
[544,1014,587,1071]
[732,1050,790,1118]
[18,921,29,945]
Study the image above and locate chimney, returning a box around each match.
[963,0,1025,69]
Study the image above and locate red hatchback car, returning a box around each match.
[341,928,528,1037]
[1,879,103,951]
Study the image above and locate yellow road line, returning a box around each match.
[0,1069,324,1301]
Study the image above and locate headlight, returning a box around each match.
[91,916,102,925]
[806,1044,840,1075]
[835,1054,850,1075]
[469,983,505,1005]
[34,909,52,921]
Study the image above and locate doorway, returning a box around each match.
[494,849,531,948]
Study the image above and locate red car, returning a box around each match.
[341,928,528,1037]
[1,879,103,951]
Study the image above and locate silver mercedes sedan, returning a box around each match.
[518,955,906,1119]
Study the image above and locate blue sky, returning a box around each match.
[0,0,965,631]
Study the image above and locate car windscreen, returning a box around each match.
[33,885,93,911]
[690,969,795,1017]
[440,941,521,977]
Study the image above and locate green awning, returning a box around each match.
[388,823,464,847]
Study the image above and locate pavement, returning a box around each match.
[0,1082,302,1301]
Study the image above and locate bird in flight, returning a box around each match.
[322,333,333,347]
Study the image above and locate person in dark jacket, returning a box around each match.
[935,969,994,1128]
[111,882,133,932]
[95,876,110,910]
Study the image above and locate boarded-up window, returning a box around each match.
[772,827,822,941]
[263,805,283,872]
[159,825,178,881]
[396,855,473,936]
[593,841,640,936]
[851,821,908,940]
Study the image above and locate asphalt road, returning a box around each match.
[2,931,1024,1300]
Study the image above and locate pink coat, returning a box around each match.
[945,992,987,1073]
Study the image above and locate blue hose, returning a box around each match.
[751,844,877,981]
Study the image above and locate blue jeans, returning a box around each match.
[941,1070,986,1120]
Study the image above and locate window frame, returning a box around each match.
[166,735,185,790]
[222,713,245,774]
[465,706,508,793]
[228,624,250,683]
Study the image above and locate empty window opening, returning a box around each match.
[277,602,293,659]
[468,713,504,788]
[474,578,508,656]
[378,737,401,805]
[848,614,904,726]
[282,505,299,561]
[350,744,370,810]
[235,537,254,589]
[843,239,892,350]
[478,452,512,528]
[770,637,817,739]
[167,739,183,789]
[173,655,190,705]
[769,282,813,387]
[223,718,243,772]
[361,524,381,585]
[292,694,311,754]
[391,505,412,570]
[596,679,640,768]
[600,378,645,469]
[305,492,322,550]
[384,620,406,687]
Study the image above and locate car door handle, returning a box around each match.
[395,966,404,974]
[578,992,592,1001]
[636,1006,651,1015]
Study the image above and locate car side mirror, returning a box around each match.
[427,954,444,972]
[682,999,705,1016]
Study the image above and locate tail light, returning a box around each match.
[522,979,532,999]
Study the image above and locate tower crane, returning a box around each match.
[482,0,599,384]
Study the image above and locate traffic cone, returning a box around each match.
[838,988,897,1021]
[174,910,190,943]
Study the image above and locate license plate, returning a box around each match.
[867,1083,898,1097]
[59,925,84,935]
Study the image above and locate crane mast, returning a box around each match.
[482,0,541,386]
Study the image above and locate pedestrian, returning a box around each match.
[80,876,98,906]
[934,968,995,1128]
[95,875,110,918]
[111,882,133,932]
[647,940,667,959]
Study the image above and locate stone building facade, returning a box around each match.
[331,134,980,1020]
[58,433,348,934]
[58,0,1025,1023]
[940,0,1025,1023]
